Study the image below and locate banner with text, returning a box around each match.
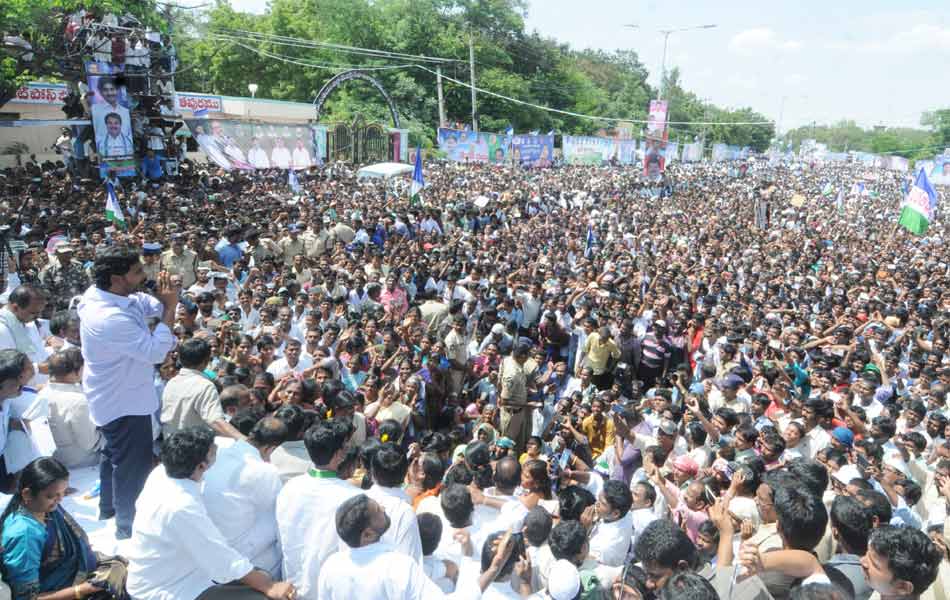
[185,119,320,170]
[563,136,610,165]
[712,144,744,162]
[681,142,703,162]
[175,93,224,114]
[10,82,69,105]
[511,134,554,167]
[437,128,512,163]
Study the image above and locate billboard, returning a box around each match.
[643,138,667,178]
[185,119,320,170]
[644,100,669,176]
[563,136,610,165]
[175,93,224,114]
[646,100,668,138]
[510,134,554,167]
[712,144,743,162]
[928,155,950,185]
[681,142,703,162]
[437,128,512,163]
[10,82,69,105]
[86,61,136,178]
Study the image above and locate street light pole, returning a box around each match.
[655,24,717,100]
[659,31,670,100]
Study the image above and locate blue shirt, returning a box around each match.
[141,155,163,180]
[214,240,243,267]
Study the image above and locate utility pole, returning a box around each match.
[436,64,446,129]
[468,32,478,132]
[700,97,709,157]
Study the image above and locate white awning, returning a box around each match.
[356,162,413,180]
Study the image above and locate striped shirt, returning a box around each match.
[640,333,671,370]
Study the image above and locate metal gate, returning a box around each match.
[360,123,387,164]
[325,115,393,164]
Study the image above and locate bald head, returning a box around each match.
[494,456,522,493]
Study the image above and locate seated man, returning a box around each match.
[365,442,423,562]
[0,350,30,491]
[317,493,512,599]
[126,427,296,600]
[202,416,286,578]
[276,418,357,600]
[269,404,314,483]
[36,348,98,468]
[161,338,243,439]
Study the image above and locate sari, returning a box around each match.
[2,507,127,600]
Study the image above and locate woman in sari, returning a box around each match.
[0,457,127,600]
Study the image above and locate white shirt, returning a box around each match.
[126,467,255,600]
[366,484,424,563]
[271,147,292,169]
[248,147,270,169]
[265,354,314,381]
[36,382,98,469]
[270,440,312,483]
[0,309,49,387]
[588,511,633,567]
[803,426,832,460]
[482,581,522,600]
[202,440,283,577]
[629,507,658,550]
[277,472,361,600]
[78,286,176,426]
[292,147,312,169]
[318,542,479,600]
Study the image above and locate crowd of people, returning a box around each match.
[0,151,946,600]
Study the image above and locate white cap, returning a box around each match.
[547,559,580,600]
[833,464,862,487]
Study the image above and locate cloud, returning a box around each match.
[725,74,756,90]
[783,73,806,86]
[729,28,801,55]
[827,23,950,54]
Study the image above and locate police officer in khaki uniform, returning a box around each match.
[141,242,162,283]
[303,216,329,258]
[278,223,306,266]
[244,227,279,267]
[160,233,198,288]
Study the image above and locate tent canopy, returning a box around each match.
[356,162,412,180]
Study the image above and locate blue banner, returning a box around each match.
[511,134,554,167]
[712,144,743,162]
[438,128,512,163]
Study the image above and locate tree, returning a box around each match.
[0,0,165,107]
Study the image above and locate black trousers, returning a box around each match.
[592,370,614,391]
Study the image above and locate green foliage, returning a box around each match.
[0,0,167,105]
[170,0,777,148]
[784,120,936,159]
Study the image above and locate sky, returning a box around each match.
[209,0,950,132]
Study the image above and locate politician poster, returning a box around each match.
[511,134,554,167]
[926,154,950,185]
[184,119,319,170]
[563,136,610,165]
[437,128,512,163]
[86,61,135,178]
